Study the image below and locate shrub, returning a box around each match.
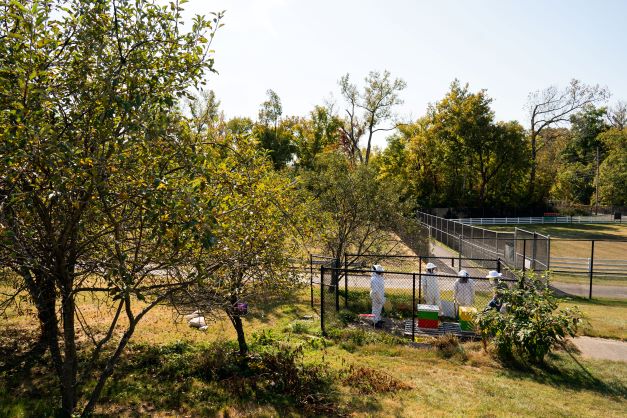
[325,327,405,347]
[285,320,315,335]
[337,309,357,325]
[476,275,580,364]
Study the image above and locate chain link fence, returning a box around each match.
[417,211,627,299]
[317,255,516,338]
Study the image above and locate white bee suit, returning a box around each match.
[454,279,475,307]
[423,272,440,306]
[370,272,385,322]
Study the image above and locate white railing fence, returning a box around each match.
[454,215,621,225]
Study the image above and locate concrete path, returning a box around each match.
[573,336,627,362]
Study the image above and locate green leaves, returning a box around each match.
[477,275,581,364]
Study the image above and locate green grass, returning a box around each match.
[2,289,626,417]
[485,223,627,240]
[559,297,627,341]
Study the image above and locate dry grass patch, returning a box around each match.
[341,365,412,394]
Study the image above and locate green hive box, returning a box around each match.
[416,304,439,320]
[459,319,474,331]
[459,306,477,331]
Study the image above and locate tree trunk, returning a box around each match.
[38,284,63,377]
[230,314,248,356]
[82,319,137,417]
[29,270,64,370]
[60,282,78,417]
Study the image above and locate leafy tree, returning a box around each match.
[258,88,283,129]
[562,105,609,164]
[535,128,571,204]
[551,162,595,204]
[525,79,610,201]
[379,81,528,211]
[607,101,627,130]
[301,153,405,262]
[338,71,406,164]
[187,89,222,136]
[555,106,609,205]
[0,0,222,415]
[226,116,254,136]
[293,105,342,170]
[172,134,304,356]
[256,90,295,168]
[598,128,627,206]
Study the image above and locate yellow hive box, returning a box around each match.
[459,306,477,321]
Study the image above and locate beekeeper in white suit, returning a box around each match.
[423,262,440,307]
[370,264,385,327]
[454,270,475,307]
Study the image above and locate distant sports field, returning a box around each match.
[485,223,627,293]
[485,223,627,259]
[484,222,627,240]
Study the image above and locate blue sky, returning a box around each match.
[181,0,627,147]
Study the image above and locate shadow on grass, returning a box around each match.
[499,351,627,400]
[0,330,61,418]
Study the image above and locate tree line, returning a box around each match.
[243,76,625,215]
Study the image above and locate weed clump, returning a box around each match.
[117,338,341,415]
[341,365,412,394]
[432,334,468,361]
[326,327,405,348]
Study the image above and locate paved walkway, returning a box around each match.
[551,281,627,299]
[573,336,627,362]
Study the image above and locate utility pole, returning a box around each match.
[595,146,600,216]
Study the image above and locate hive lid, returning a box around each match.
[416,304,439,311]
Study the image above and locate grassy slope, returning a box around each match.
[1,289,626,417]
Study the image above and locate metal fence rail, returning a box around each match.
[454,215,622,225]
[416,212,550,277]
[310,255,339,308]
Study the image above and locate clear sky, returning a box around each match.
[181,0,627,147]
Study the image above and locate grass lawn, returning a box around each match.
[1,287,626,417]
[559,296,627,341]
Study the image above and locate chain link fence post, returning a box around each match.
[589,240,595,300]
[412,272,416,342]
[310,253,314,308]
[320,266,325,336]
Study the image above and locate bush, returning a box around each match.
[284,320,316,335]
[337,309,357,325]
[325,327,405,347]
[476,275,580,364]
